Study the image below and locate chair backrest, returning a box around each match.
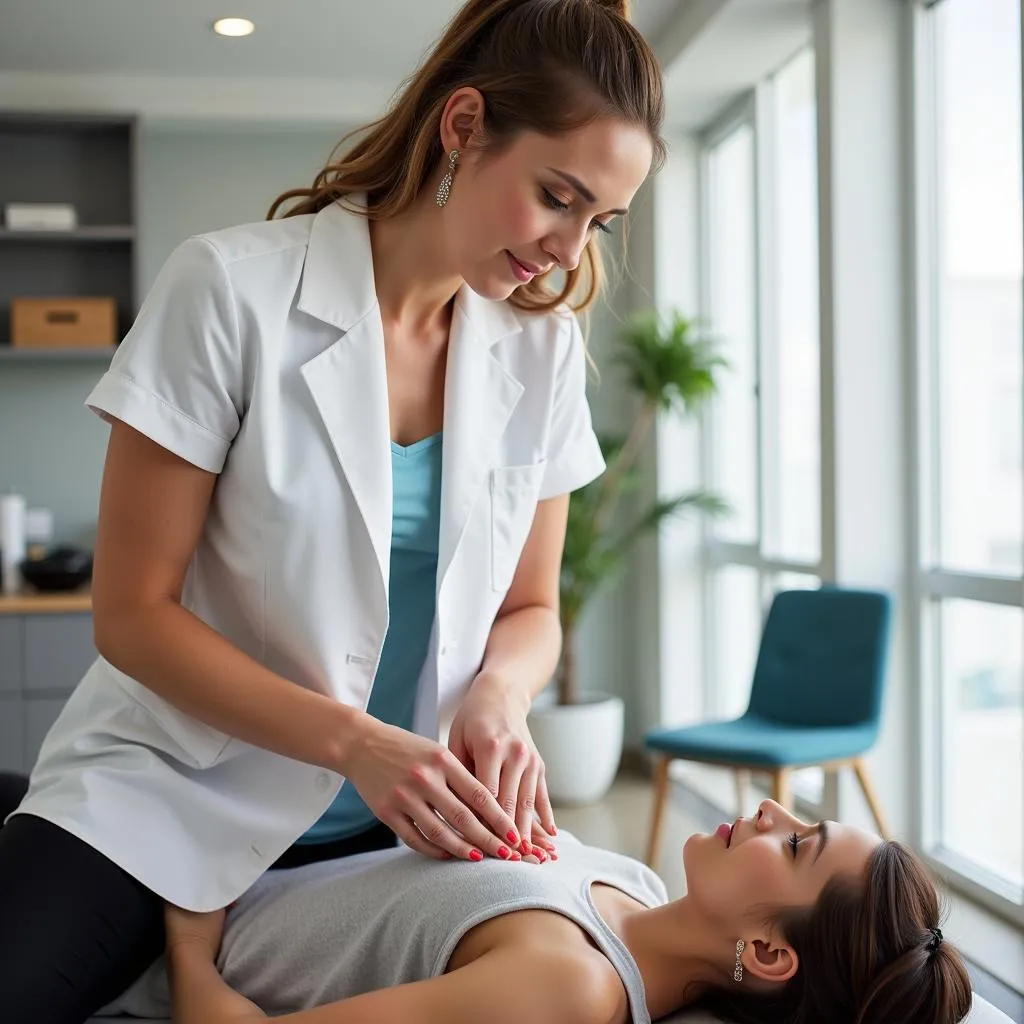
[746,588,892,729]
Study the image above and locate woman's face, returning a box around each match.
[440,108,653,301]
[683,799,880,952]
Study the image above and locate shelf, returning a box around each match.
[0,590,91,615]
[0,226,135,243]
[0,346,116,361]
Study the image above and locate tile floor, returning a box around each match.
[552,770,693,898]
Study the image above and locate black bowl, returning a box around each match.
[20,547,93,593]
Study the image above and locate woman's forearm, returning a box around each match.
[168,942,265,1024]
[94,599,367,773]
[475,605,562,709]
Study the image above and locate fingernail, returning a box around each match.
[536,850,547,862]
[520,841,532,856]
[506,831,519,845]
[509,851,522,861]
[497,846,511,860]
[550,825,558,836]
[469,849,483,862]
[550,852,558,861]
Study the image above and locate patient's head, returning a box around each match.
[682,800,973,1023]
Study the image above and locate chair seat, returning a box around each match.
[644,713,878,768]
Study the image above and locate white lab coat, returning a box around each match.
[13,198,605,909]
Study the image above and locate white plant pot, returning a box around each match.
[528,693,625,806]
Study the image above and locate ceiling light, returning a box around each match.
[213,17,255,37]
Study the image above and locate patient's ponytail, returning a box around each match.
[693,842,973,1023]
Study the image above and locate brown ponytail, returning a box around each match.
[692,842,974,1024]
[267,0,664,315]
[592,0,632,18]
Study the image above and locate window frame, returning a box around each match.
[910,0,1024,925]
[698,59,828,720]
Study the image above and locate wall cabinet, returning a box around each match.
[0,612,95,774]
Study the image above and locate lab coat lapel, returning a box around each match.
[297,200,392,595]
[437,287,524,594]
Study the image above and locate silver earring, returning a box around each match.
[733,939,745,983]
[436,149,459,207]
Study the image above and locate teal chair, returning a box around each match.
[644,587,893,866]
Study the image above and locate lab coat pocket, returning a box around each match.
[490,461,546,593]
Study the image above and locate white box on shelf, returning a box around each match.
[4,203,78,231]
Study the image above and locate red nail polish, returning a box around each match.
[520,841,532,856]
[469,849,483,862]
[497,846,510,859]
[507,831,519,844]
[550,852,558,861]
[550,825,558,836]
[510,851,522,861]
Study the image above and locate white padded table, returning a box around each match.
[87,993,1014,1023]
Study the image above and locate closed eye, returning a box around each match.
[541,188,614,234]
[788,832,800,858]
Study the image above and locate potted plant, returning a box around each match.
[528,310,728,805]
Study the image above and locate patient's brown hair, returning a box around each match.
[267,0,665,315]
[695,841,973,1024]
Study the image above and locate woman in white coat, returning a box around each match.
[0,0,664,1021]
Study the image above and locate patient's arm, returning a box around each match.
[165,905,266,1024]
[269,948,625,1024]
[168,942,267,1024]
[166,914,625,1024]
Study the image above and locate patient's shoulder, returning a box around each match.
[518,947,629,1024]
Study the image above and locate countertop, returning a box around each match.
[0,590,92,614]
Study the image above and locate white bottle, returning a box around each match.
[0,493,27,595]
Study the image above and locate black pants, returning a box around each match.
[0,771,395,1024]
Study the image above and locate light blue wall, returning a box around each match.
[0,123,347,544]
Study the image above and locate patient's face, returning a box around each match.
[682,800,879,929]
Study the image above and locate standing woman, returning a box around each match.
[0,0,664,1021]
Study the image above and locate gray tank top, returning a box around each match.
[105,833,667,1023]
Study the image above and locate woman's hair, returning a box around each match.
[267,0,665,315]
[694,841,974,1024]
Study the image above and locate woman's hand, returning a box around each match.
[448,672,557,860]
[343,719,523,862]
[164,904,227,960]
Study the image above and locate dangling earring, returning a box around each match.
[733,939,745,983]
[435,149,459,207]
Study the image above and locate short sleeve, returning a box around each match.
[85,236,244,474]
[539,313,606,500]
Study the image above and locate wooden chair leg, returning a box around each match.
[853,758,891,840]
[646,756,672,868]
[771,767,792,809]
[733,769,750,815]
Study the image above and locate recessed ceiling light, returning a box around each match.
[213,17,255,37]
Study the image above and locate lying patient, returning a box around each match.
[137,799,971,1024]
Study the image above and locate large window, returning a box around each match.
[918,0,1023,911]
[702,49,823,722]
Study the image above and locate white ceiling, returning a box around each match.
[0,0,681,78]
[0,0,811,130]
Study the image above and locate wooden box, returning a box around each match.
[10,297,117,349]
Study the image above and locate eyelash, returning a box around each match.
[788,832,800,858]
[541,188,613,234]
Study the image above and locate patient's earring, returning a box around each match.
[436,149,459,207]
[733,939,745,983]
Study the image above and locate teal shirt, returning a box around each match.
[297,433,443,844]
